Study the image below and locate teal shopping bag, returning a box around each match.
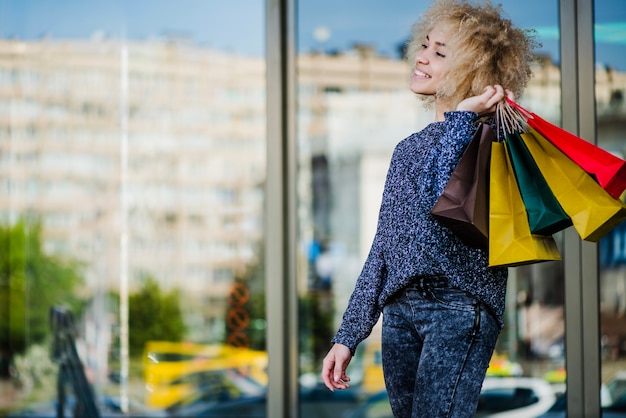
[505,132,572,235]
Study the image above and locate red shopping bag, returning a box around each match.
[506,98,626,199]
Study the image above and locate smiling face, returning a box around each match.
[409,22,452,98]
[406,1,537,119]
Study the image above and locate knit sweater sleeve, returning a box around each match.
[330,144,403,355]
[330,237,386,355]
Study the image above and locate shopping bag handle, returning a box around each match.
[505,97,534,120]
[496,100,528,137]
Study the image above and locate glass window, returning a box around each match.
[296,1,562,416]
[0,2,266,417]
[597,0,626,413]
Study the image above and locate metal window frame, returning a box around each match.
[265,0,298,418]
[560,0,601,416]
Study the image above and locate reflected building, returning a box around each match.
[0,38,265,298]
[0,38,265,348]
[1,37,626,350]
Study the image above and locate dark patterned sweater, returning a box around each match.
[331,110,508,354]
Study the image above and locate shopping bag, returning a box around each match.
[488,141,561,267]
[505,132,572,235]
[431,123,494,249]
[507,98,626,199]
[520,128,626,242]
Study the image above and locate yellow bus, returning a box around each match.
[361,339,385,394]
[143,341,267,408]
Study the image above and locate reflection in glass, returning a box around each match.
[597,0,626,413]
[297,1,563,416]
[0,2,266,416]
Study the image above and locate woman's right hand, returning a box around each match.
[456,85,514,116]
[321,343,352,391]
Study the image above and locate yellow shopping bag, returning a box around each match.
[521,128,626,242]
[488,141,561,267]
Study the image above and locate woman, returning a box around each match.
[321,1,538,417]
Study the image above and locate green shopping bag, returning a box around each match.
[505,132,572,235]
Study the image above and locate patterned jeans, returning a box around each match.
[381,276,500,418]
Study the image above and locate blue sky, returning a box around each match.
[0,0,625,70]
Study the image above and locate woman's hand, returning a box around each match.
[321,343,352,391]
[456,85,515,116]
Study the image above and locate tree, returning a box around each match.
[228,244,266,351]
[0,217,83,378]
[128,276,186,356]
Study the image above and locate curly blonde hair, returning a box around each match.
[406,0,539,108]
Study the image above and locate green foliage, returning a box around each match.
[0,218,84,360]
[228,245,266,351]
[244,286,266,350]
[128,276,186,356]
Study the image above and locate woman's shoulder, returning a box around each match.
[394,122,445,151]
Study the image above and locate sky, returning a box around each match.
[0,0,625,70]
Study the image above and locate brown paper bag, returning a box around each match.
[431,124,494,249]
